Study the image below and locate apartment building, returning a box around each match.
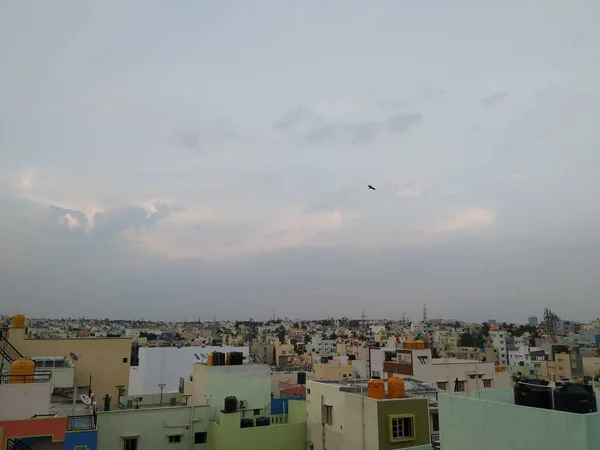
[383,348,511,394]
[306,379,438,450]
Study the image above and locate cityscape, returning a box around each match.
[1,308,599,449]
[2,2,600,450]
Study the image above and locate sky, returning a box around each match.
[1,1,600,322]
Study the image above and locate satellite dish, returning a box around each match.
[80,394,92,405]
[70,353,79,361]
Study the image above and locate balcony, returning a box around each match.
[0,371,52,384]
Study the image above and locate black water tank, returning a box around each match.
[297,372,306,385]
[514,379,552,410]
[224,396,238,414]
[219,352,226,366]
[256,417,270,427]
[240,418,254,428]
[232,352,243,365]
[553,383,597,414]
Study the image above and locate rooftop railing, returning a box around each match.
[0,371,52,384]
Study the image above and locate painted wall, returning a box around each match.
[438,391,600,450]
[0,381,52,420]
[207,400,306,450]
[131,346,250,395]
[8,327,131,406]
[64,430,98,450]
[192,364,271,418]
[0,417,66,450]
[306,380,378,450]
[377,398,430,450]
[96,405,210,450]
[582,356,600,377]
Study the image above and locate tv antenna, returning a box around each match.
[69,352,80,362]
[80,394,92,405]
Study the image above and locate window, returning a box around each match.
[194,432,207,444]
[468,374,476,379]
[389,415,415,442]
[431,412,440,432]
[253,409,261,416]
[455,380,466,392]
[307,388,311,394]
[483,379,492,388]
[123,357,128,363]
[168,435,182,443]
[124,438,138,450]
[477,374,483,378]
[437,382,447,390]
[417,356,428,364]
[322,405,333,425]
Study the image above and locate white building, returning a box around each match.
[384,348,512,395]
[491,330,509,364]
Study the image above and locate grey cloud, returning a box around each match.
[482,91,508,108]
[274,106,321,131]
[350,121,380,144]
[287,110,422,146]
[378,98,408,111]
[387,113,423,134]
[176,119,240,152]
[304,125,339,144]
[92,206,168,237]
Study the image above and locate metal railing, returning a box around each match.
[0,371,52,384]
[7,438,34,450]
[67,414,97,431]
[0,335,23,363]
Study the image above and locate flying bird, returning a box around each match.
[368,185,376,190]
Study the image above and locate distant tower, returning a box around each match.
[402,312,406,325]
[361,309,367,331]
[273,309,276,322]
[423,303,428,323]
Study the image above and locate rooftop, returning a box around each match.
[316,378,439,402]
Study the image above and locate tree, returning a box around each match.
[329,333,337,340]
[348,320,361,329]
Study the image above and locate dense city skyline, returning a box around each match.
[1,2,600,321]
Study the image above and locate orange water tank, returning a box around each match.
[415,340,425,350]
[207,353,214,366]
[347,359,352,366]
[9,358,35,384]
[405,340,415,349]
[12,314,25,328]
[226,352,231,365]
[388,377,406,398]
[368,379,385,399]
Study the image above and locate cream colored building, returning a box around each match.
[582,356,600,378]
[313,361,356,381]
[306,380,436,450]
[8,316,132,406]
[384,348,511,394]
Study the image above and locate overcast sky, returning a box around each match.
[1,1,600,323]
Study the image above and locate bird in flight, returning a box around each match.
[368,185,376,190]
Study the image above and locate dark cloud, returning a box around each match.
[378,98,408,111]
[92,206,168,237]
[274,106,321,131]
[350,121,380,144]
[277,106,423,146]
[482,91,508,108]
[303,125,339,144]
[387,113,423,134]
[175,119,240,152]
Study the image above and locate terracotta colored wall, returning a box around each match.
[0,417,67,450]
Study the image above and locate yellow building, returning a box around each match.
[7,315,131,406]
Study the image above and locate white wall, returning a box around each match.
[410,360,511,394]
[306,381,377,450]
[0,381,52,420]
[130,346,250,395]
[96,405,210,450]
